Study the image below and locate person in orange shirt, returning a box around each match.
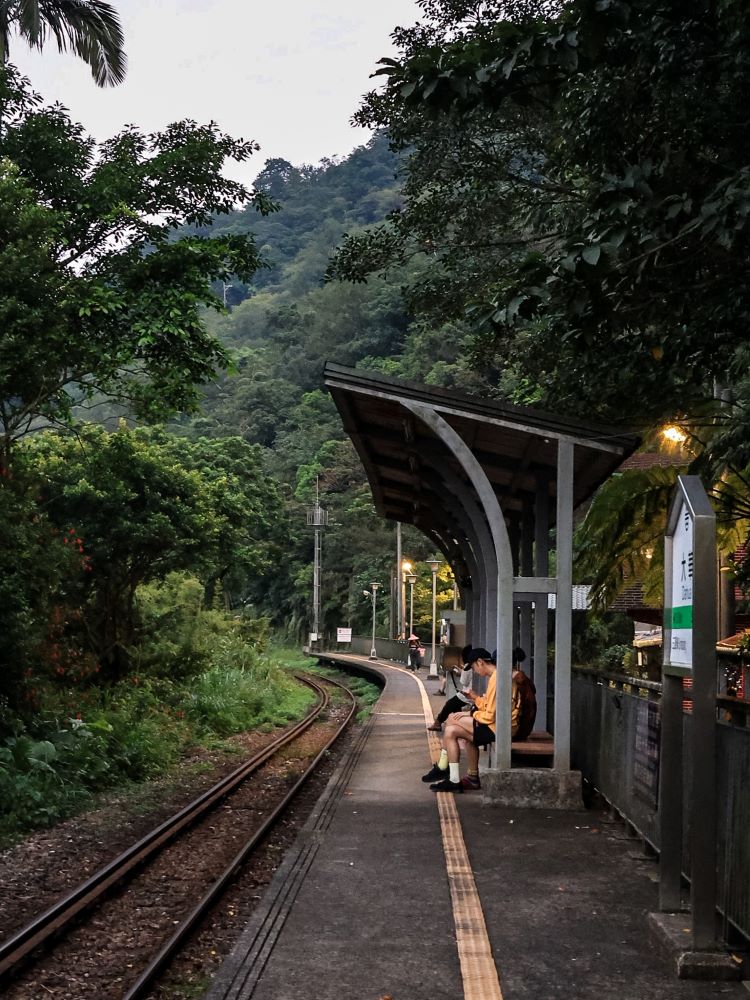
[423,646,536,791]
[422,647,496,792]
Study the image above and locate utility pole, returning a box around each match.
[306,477,329,644]
[395,522,402,638]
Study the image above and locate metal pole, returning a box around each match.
[395,523,402,638]
[659,673,683,911]
[427,559,439,677]
[401,569,408,638]
[659,476,717,948]
[553,439,574,772]
[534,473,550,730]
[691,488,718,949]
[408,575,416,637]
[313,527,321,638]
[369,582,380,660]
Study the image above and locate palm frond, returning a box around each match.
[575,465,684,611]
[3,1,125,85]
[43,1,126,86]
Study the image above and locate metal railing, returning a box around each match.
[572,666,750,944]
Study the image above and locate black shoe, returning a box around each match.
[421,764,446,782]
[430,777,463,793]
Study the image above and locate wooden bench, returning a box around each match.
[511,731,554,760]
[481,731,554,767]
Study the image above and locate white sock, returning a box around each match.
[449,763,460,783]
[437,749,448,770]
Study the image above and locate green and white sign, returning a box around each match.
[665,499,694,668]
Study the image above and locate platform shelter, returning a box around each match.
[324,364,639,803]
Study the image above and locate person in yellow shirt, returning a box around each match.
[423,646,536,792]
[422,647,496,793]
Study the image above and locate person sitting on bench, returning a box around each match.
[510,646,537,742]
[422,646,537,791]
[422,647,497,792]
[427,644,473,731]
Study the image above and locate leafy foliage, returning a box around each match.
[0,647,314,842]
[331,0,750,428]
[575,464,683,610]
[0,0,126,86]
[0,65,275,463]
[20,425,282,679]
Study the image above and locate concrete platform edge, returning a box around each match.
[203,714,376,1000]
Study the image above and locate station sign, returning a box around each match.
[665,499,694,669]
[337,627,352,643]
[658,475,717,949]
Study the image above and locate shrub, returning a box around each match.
[599,644,632,674]
[0,642,315,842]
[184,636,314,735]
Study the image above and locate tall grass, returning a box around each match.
[0,641,314,844]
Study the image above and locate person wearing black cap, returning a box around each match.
[422,647,496,792]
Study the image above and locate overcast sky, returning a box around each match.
[10,0,420,183]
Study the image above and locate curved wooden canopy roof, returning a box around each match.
[323,364,640,535]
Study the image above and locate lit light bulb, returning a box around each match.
[662,425,687,444]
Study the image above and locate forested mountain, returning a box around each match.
[218,133,404,300]
[184,133,491,469]
[172,133,467,637]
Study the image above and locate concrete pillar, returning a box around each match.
[534,474,550,730]
[520,504,534,660]
[554,441,574,772]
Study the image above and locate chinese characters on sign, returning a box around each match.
[666,500,694,669]
[336,627,352,643]
[633,700,661,808]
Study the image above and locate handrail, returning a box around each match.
[573,665,662,693]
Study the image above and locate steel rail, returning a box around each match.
[123,673,357,999]
[0,673,329,981]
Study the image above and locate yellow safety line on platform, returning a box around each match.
[417,675,504,1000]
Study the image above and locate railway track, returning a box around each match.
[0,671,357,998]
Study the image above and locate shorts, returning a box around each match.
[472,720,496,748]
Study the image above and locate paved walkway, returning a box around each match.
[205,656,746,1000]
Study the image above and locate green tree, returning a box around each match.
[30,425,224,678]
[142,430,287,608]
[0,460,83,703]
[0,67,276,467]
[332,0,750,426]
[0,0,126,86]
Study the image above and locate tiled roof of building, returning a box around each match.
[618,451,682,472]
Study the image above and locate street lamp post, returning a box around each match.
[426,559,440,677]
[368,582,380,660]
[401,559,412,637]
[406,573,417,639]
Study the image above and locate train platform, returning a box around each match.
[204,656,746,1000]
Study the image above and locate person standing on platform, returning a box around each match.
[407,634,422,670]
